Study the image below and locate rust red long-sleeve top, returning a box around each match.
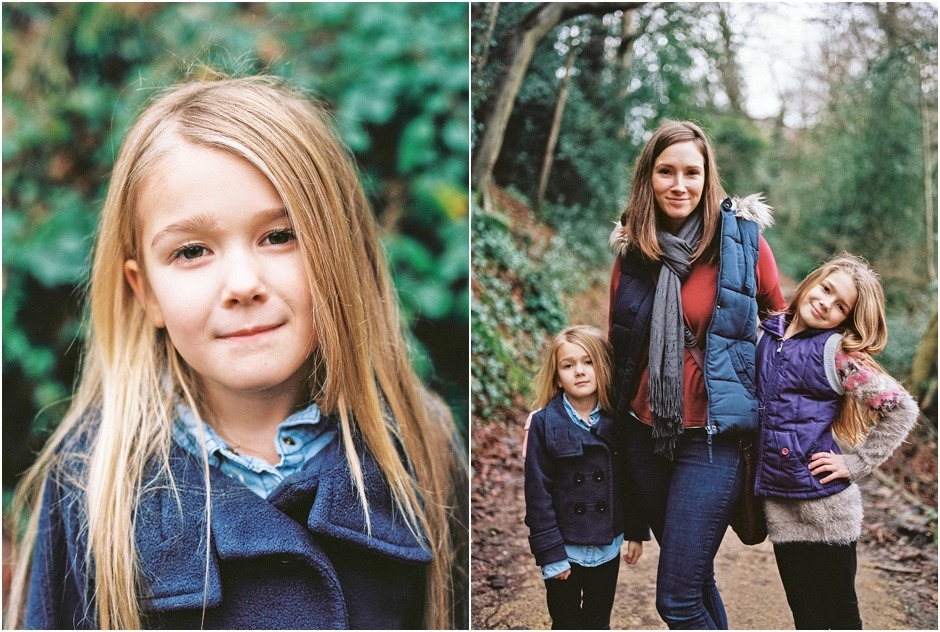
[608,235,786,428]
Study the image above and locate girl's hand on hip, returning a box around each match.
[623,540,643,565]
[552,569,571,580]
[809,450,850,484]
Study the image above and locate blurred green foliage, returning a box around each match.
[2,2,469,490]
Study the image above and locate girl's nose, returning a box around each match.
[221,252,267,306]
[671,175,686,191]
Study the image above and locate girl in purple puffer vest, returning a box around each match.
[754,254,919,630]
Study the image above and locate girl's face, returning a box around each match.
[651,141,705,233]
[124,141,316,405]
[555,341,598,405]
[792,270,859,334]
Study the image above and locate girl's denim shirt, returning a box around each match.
[172,401,336,498]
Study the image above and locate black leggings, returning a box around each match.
[773,540,862,629]
[543,556,621,630]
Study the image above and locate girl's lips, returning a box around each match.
[810,304,823,319]
[219,324,281,339]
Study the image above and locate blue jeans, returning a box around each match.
[623,418,743,630]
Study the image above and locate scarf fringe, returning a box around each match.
[648,375,683,421]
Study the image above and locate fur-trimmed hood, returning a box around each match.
[609,193,774,258]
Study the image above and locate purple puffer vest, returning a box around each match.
[754,313,851,499]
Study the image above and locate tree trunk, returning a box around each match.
[617,7,646,139]
[716,4,744,114]
[472,2,644,209]
[909,305,938,413]
[918,59,936,281]
[472,2,501,85]
[618,8,638,75]
[535,41,577,213]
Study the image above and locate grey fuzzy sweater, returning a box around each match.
[764,347,920,544]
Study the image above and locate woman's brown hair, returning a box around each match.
[620,120,726,261]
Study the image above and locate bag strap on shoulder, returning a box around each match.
[522,411,535,459]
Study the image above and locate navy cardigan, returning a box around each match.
[24,422,434,630]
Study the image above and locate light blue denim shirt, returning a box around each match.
[172,401,336,499]
[541,394,624,580]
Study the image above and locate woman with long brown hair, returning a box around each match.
[608,120,784,629]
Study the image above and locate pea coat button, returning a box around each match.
[574,503,587,515]
[596,501,608,513]
[781,447,790,456]
[573,472,585,484]
[593,470,605,482]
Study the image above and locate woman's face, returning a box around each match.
[651,140,705,233]
[124,141,316,406]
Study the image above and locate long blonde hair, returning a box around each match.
[7,76,465,629]
[532,325,614,413]
[786,253,889,445]
[620,120,726,261]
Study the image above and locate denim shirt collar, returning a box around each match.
[561,392,601,431]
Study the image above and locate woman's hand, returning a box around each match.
[623,540,643,565]
[808,450,850,484]
[552,569,571,580]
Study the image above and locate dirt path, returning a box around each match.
[471,417,936,630]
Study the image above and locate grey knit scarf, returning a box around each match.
[649,209,703,459]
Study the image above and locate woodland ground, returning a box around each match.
[471,192,938,629]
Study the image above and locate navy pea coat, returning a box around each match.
[25,424,431,630]
[524,393,649,567]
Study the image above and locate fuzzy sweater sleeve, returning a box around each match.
[835,350,920,481]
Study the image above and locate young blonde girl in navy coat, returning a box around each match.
[7,76,467,630]
[754,254,919,629]
[524,325,649,630]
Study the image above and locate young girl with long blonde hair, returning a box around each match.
[754,254,919,629]
[7,75,467,630]
[523,325,648,630]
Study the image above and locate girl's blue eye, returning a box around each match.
[265,229,295,245]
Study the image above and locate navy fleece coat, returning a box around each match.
[24,423,431,630]
[524,393,649,567]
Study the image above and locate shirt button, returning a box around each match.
[781,447,790,456]
[283,436,296,446]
